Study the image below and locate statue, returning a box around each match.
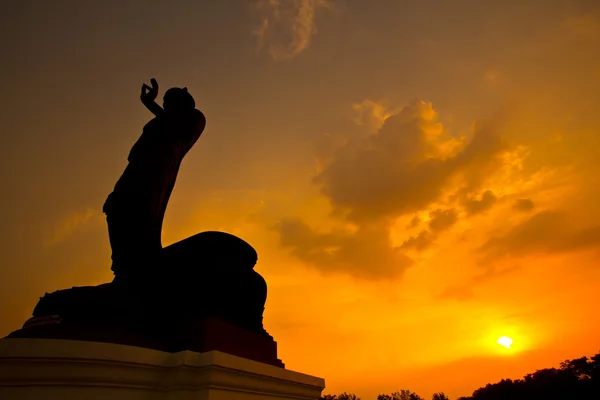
[6,79,284,368]
[103,78,206,284]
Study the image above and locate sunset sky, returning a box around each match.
[2,0,600,398]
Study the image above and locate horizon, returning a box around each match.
[1,1,600,399]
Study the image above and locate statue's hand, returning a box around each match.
[141,78,159,103]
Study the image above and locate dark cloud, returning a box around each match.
[558,225,600,252]
[276,219,413,279]
[429,208,459,232]
[478,211,600,262]
[408,215,421,228]
[401,208,459,251]
[513,198,535,212]
[463,190,497,216]
[314,100,508,222]
[401,230,433,251]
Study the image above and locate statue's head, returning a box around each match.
[163,87,195,114]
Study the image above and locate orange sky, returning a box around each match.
[1,1,600,398]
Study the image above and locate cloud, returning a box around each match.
[463,190,497,216]
[401,208,459,251]
[401,230,433,251]
[351,99,399,133]
[429,208,459,232]
[274,99,517,278]
[513,198,535,212]
[478,211,600,262]
[438,265,520,301]
[43,208,102,247]
[314,100,508,222]
[313,131,350,175]
[408,216,421,229]
[251,0,333,60]
[276,219,413,279]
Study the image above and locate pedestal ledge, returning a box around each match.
[0,338,325,400]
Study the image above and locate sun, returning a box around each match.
[497,336,514,349]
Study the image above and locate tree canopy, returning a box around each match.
[320,351,600,400]
[458,352,600,400]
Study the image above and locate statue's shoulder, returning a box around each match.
[192,109,206,129]
[192,109,206,122]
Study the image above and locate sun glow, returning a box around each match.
[497,336,514,349]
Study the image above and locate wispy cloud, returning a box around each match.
[438,265,521,301]
[251,0,333,60]
[512,198,535,212]
[351,99,399,133]
[276,218,413,279]
[43,208,101,247]
[478,210,600,263]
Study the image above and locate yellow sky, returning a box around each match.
[1,1,600,398]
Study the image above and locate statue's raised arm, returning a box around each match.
[141,78,164,117]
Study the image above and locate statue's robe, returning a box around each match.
[103,109,206,276]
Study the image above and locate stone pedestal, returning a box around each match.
[0,338,325,400]
[9,315,285,368]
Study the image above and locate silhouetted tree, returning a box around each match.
[320,393,360,400]
[377,389,424,400]
[459,350,600,400]
[320,395,338,400]
[325,351,600,400]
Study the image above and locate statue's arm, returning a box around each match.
[173,109,206,149]
[143,100,164,117]
[190,109,206,142]
[194,109,207,133]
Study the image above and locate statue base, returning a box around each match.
[7,315,284,368]
[0,338,325,400]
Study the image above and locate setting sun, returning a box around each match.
[497,336,514,349]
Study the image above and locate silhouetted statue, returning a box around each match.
[6,79,284,368]
[103,79,206,282]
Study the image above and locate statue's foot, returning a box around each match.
[32,283,115,320]
[29,279,154,324]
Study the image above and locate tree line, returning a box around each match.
[320,351,600,400]
[321,391,448,400]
